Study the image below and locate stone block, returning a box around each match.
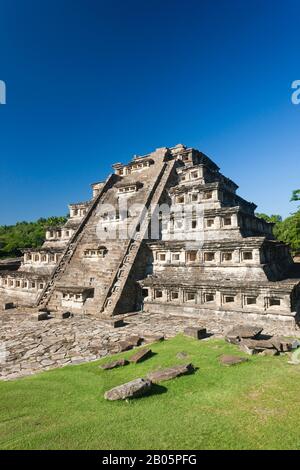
[291,340,300,350]
[104,378,152,401]
[219,355,248,366]
[226,325,263,341]
[238,343,258,355]
[279,341,292,353]
[126,335,143,346]
[184,327,207,340]
[117,341,134,352]
[129,348,152,364]
[142,334,165,344]
[242,339,277,350]
[147,363,194,383]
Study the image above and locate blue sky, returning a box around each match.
[0,0,299,225]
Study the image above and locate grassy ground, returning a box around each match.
[1,335,300,450]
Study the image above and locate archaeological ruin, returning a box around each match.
[1,144,300,332]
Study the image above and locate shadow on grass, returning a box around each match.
[136,350,157,362]
[138,383,168,399]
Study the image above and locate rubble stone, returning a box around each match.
[129,348,152,364]
[219,355,248,366]
[104,378,152,401]
[184,327,207,340]
[147,363,194,383]
[226,326,263,342]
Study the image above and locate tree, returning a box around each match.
[291,190,300,202]
[256,213,282,224]
[256,191,300,254]
[0,216,67,259]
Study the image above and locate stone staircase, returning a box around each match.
[100,159,177,316]
[37,174,116,308]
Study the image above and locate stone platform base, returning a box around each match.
[0,307,299,381]
[144,303,300,337]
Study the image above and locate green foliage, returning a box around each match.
[256,191,300,255]
[0,216,67,259]
[274,211,300,253]
[1,336,300,450]
[256,213,282,224]
[290,189,300,202]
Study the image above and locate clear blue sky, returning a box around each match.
[0,0,299,225]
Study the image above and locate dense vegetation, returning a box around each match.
[0,216,67,259]
[1,335,300,450]
[256,190,300,255]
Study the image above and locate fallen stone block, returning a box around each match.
[101,359,129,370]
[129,348,152,364]
[147,363,194,383]
[241,338,277,350]
[270,337,293,353]
[142,334,165,344]
[118,341,134,352]
[126,335,143,347]
[238,343,257,355]
[291,340,300,350]
[104,378,152,401]
[225,335,241,345]
[226,325,263,343]
[184,327,207,340]
[219,355,248,366]
[239,339,278,355]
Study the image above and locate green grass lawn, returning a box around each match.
[1,335,300,450]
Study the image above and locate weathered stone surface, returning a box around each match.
[226,325,263,341]
[1,144,300,342]
[117,336,142,352]
[240,337,294,354]
[142,334,165,344]
[101,358,129,370]
[129,348,152,364]
[238,343,257,355]
[147,363,194,383]
[291,340,300,350]
[126,335,143,347]
[0,310,299,381]
[219,355,248,366]
[117,341,134,352]
[274,338,293,352]
[184,327,207,340]
[240,338,277,351]
[104,378,152,401]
